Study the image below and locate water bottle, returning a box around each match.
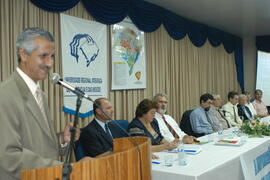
[178,144,187,166]
[217,123,224,140]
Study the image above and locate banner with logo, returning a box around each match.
[111,18,146,90]
[60,14,108,118]
[240,138,270,180]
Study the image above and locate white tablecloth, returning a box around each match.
[152,136,270,180]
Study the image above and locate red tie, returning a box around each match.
[162,115,179,139]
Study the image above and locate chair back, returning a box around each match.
[180,110,204,137]
[75,127,87,161]
[109,120,129,137]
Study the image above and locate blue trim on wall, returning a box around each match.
[63,106,94,118]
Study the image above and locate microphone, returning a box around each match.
[50,73,93,102]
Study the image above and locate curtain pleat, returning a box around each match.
[0,0,240,134]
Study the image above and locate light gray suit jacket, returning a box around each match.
[0,71,63,180]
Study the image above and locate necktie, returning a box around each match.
[218,108,230,128]
[162,115,179,138]
[105,123,113,140]
[242,106,252,120]
[233,106,238,123]
[35,86,49,129]
[205,111,215,130]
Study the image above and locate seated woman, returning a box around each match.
[128,99,178,152]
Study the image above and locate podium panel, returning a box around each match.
[21,137,151,180]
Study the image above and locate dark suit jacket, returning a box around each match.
[80,119,123,157]
[237,104,252,121]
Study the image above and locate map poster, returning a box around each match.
[60,14,108,118]
[111,18,146,90]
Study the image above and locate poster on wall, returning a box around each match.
[60,14,108,118]
[111,18,146,90]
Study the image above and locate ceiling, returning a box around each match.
[145,0,270,37]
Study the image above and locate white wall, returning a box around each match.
[243,36,256,93]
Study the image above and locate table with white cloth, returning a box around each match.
[152,135,270,180]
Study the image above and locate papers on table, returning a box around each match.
[168,144,202,154]
[214,137,243,146]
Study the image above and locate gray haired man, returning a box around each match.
[0,27,90,180]
[153,93,197,144]
[210,94,231,129]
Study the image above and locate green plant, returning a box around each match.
[240,117,270,137]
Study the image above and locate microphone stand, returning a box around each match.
[62,88,83,180]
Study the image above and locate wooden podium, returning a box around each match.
[21,137,151,180]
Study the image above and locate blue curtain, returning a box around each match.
[30,0,244,90]
[81,0,129,25]
[30,0,80,12]
[256,36,270,53]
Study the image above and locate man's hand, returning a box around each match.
[182,135,199,144]
[62,123,80,143]
[192,136,199,142]
[165,138,179,150]
[172,138,180,145]
[152,154,159,159]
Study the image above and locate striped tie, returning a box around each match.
[35,86,49,128]
[105,123,113,140]
[162,115,179,139]
[233,106,238,123]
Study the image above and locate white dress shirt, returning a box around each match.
[95,118,113,137]
[16,67,39,103]
[222,102,242,127]
[246,103,257,117]
[155,112,186,142]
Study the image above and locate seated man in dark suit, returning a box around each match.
[237,94,252,121]
[80,98,123,157]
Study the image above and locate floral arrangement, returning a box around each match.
[240,116,270,137]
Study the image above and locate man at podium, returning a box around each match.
[0,28,85,180]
